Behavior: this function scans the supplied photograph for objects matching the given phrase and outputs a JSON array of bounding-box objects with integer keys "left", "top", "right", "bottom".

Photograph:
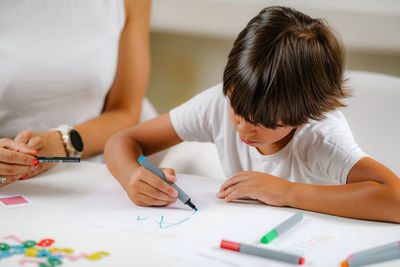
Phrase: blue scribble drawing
[
  {"left": 136, "top": 209, "right": 198, "bottom": 229},
  {"left": 157, "top": 215, "right": 191, "bottom": 229},
  {"left": 137, "top": 216, "right": 149, "bottom": 222}
]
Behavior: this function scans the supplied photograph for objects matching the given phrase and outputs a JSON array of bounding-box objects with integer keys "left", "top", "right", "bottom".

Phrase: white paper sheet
[
  {"left": 157, "top": 210, "right": 368, "bottom": 266},
  {"left": 62, "top": 173, "right": 222, "bottom": 236}
]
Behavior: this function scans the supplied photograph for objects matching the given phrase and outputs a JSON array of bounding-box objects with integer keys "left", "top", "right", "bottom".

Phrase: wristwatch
[{"left": 53, "top": 125, "right": 83, "bottom": 157}]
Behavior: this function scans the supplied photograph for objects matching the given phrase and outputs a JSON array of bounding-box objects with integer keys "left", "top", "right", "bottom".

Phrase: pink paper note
[
  {"left": 0, "top": 196, "right": 34, "bottom": 208},
  {"left": 0, "top": 196, "right": 28, "bottom": 205}
]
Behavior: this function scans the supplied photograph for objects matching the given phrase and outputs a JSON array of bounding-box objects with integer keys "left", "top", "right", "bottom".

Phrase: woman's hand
[
  {"left": 125, "top": 167, "right": 178, "bottom": 207},
  {"left": 217, "top": 171, "right": 292, "bottom": 207},
  {"left": 13, "top": 130, "right": 67, "bottom": 179},
  {"left": 0, "top": 138, "right": 38, "bottom": 188}
]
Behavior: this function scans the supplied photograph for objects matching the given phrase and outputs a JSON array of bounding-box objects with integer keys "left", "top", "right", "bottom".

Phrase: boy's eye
[{"left": 276, "top": 124, "right": 284, "bottom": 127}]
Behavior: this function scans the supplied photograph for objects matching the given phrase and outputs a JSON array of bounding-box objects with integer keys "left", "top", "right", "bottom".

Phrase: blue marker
[{"left": 138, "top": 155, "right": 197, "bottom": 211}]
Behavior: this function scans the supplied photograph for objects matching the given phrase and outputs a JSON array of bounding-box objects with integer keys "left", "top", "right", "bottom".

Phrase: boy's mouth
[{"left": 240, "top": 136, "right": 256, "bottom": 145}]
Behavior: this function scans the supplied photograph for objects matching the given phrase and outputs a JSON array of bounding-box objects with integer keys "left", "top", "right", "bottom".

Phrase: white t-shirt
[
  {"left": 170, "top": 84, "right": 367, "bottom": 185},
  {"left": 0, "top": 0, "right": 124, "bottom": 138}
]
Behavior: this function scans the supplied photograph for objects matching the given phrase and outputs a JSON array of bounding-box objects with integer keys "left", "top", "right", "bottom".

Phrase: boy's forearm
[
  {"left": 287, "top": 181, "right": 400, "bottom": 223},
  {"left": 105, "top": 133, "right": 143, "bottom": 190}
]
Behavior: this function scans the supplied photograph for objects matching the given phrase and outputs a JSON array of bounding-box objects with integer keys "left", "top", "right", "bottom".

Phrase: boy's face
[{"left": 229, "top": 106, "right": 295, "bottom": 148}]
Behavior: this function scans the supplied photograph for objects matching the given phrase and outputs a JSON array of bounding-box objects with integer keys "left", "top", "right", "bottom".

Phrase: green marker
[{"left": 261, "top": 211, "right": 303, "bottom": 244}]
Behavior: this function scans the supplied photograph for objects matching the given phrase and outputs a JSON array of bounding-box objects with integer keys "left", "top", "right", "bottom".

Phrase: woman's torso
[{"left": 0, "top": 0, "right": 125, "bottom": 137}]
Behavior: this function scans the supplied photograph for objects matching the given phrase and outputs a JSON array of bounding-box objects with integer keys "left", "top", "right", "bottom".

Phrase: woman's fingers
[
  {"left": 0, "top": 138, "right": 38, "bottom": 155},
  {"left": 0, "top": 138, "right": 38, "bottom": 188},
  {"left": 26, "top": 136, "right": 43, "bottom": 151},
  {"left": 0, "top": 161, "right": 35, "bottom": 179},
  {"left": 14, "top": 130, "right": 43, "bottom": 151},
  {"left": 0, "top": 173, "right": 27, "bottom": 188},
  {"left": 14, "top": 130, "right": 33, "bottom": 144},
  {"left": 0, "top": 148, "right": 37, "bottom": 167}
]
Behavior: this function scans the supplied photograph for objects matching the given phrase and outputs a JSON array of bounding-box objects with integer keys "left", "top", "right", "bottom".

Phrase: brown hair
[{"left": 223, "top": 6, "right": 348, "bottom": 129}]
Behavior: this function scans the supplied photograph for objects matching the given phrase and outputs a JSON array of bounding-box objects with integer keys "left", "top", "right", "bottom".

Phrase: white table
[{"left": 0, "top": 161, "right": 399, "bottom": 266}]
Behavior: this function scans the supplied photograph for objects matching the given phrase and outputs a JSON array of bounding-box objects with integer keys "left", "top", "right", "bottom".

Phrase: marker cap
[
  {"left": 138, "top": 155, "right": 145, "bottom": 164},
  {"left": 220, "top": 240, "right": 240, "bottom": 252},
  {"left": 261, "top": 229, "right": 278, "bottom": 244}
]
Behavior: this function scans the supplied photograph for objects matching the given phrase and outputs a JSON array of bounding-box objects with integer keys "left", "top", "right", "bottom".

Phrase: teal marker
[
  {"left": 261, "top": 211, "right": 303, "bottom": 244},
  {"left": 344, "top": 246, "right": 400, "bottom": 267},
  {"left": 347, "top": 241, "right": 400, "bottom": 259},
  {"left": 138, "top": 155, "right": 197, "bottom": 211}
]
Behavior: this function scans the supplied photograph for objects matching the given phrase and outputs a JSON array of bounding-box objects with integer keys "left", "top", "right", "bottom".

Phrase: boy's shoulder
[
  {"left": 293, "top": 110, "right": 357, "bottom": 154},
  {"left": 171, "top": 83, "right": 225, "bottom": 116},
  {"left": 298, "top": 110, "right": 351, "bottom": 138},
  {"left": 292, "top": 110, "right": 366, "bottom": 184},
  {"left": 199, "top": 83, "right": 224, "bottom": 99},
  {"left": 191, "top": 83, "right": 227, "bottom": 112}
]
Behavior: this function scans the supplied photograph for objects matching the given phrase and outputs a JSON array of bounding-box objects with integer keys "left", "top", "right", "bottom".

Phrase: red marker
[{"left": 220, "top": 240, "right": 305, "bottom": 265}]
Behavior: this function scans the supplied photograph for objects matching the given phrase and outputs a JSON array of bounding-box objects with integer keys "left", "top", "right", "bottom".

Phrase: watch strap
[{"left": 51, "top": 125, "right": 82, "bottom": 157}]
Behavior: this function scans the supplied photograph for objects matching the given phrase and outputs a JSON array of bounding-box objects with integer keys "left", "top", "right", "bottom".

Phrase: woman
[{"left": 0, "top": 0, "right": 152, "bottom": 187}]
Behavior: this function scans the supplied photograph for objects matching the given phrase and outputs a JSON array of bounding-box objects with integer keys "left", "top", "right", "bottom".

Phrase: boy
[{"left": 105, "top": 6, "right": 400, "bottom": 223}]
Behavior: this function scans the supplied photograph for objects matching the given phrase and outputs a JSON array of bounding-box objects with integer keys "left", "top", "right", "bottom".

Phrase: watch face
[{"left": 69, "top": 129, "right": 83, "bottom": 152}]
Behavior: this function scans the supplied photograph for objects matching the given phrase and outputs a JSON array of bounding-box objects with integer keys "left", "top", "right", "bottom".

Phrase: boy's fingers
[
  {"left": 216, "top": 191, "right": 226, "bottom": 199},
  {"left": 222, "top": 185, "right": 246, "bottom": 202},
  {"left": 140, "top": 182, "right": 174, "bottom": 202},
  {"left": 219, "top": 175, "right": 248, "bottom": 192},
  {"left": 161, "top": 168, "right": 177, "bottom": 183},
  {"left": 141, "top": 170, "right": 178, "bottom": 198},
  {"left": 225, "top": 190, "right": 242, "bottom": 202},
  {"left": 137, "top": 193, "right": 170, "bottom": 206}
]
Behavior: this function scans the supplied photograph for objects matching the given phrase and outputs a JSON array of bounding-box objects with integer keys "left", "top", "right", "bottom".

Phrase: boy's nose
[{"left": 236, "top": 119, "right": 256, "bottom": 136}]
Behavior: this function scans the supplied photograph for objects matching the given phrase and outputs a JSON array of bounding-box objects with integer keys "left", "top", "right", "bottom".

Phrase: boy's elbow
[
  {"left": 386, "top": 177, "right": 400, "bottom": 223},
  {"left": 393, "top": 180, "right": 400, "bottom": 223},
  {"left": 104, "top": 132, "right": 124, "bottom": 159}
]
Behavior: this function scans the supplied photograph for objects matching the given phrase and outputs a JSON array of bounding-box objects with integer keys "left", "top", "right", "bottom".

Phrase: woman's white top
[{"left": 0, "top": 0, "right": 125, "bottom": 138}]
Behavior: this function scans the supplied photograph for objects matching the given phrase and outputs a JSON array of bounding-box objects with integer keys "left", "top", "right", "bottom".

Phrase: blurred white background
[{"left": 147, "top": 0, "right": 400, "bottom": 113}]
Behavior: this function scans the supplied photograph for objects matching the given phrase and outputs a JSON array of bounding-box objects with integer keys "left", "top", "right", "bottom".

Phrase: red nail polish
[
  {"left": 32, "top": 158, "right": 38, "bottom": 167},
  {"left": 32, "top": 149, "right": 39, "bottom": 154},
  {"left": 20, "top": 174, "right": 27, "bottom": 180}
]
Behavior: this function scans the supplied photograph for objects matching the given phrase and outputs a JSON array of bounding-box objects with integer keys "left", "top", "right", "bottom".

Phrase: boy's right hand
[
  {"left": 126, "top": 167, "right": 179, "bottom": 207},
  {"left": 0, "top": 138, "right": 39, "bottom": 188}
]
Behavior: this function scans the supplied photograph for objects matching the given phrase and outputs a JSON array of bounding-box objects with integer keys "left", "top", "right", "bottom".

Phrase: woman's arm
[{"left": 76, "top": 0, "right": 151, "bottom": 158}]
